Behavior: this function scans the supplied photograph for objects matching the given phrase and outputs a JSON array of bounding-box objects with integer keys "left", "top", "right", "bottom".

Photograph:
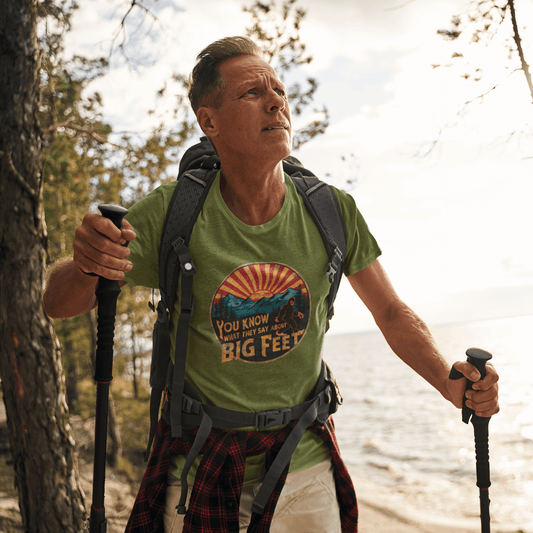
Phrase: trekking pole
[
  {"left": 89, "top": 204, "right": 129, "bottom": 533},
  {"left": 449, "top": 347, "right": 493, "bottom": 533}
]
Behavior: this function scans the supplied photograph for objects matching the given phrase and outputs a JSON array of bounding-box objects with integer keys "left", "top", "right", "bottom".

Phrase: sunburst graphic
[{"left": 214, "top": 263, "right": 308, "bottom": 303}]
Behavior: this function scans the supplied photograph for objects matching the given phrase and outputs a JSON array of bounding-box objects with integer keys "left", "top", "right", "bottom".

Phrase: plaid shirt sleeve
[{"left": 125, "top": 418, "right": 358, "bottom": 533}]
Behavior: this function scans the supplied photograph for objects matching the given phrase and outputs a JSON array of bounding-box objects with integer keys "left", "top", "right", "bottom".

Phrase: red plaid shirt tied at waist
[{"left": 125, "top": 417, "right": 358, "bottom": 533}]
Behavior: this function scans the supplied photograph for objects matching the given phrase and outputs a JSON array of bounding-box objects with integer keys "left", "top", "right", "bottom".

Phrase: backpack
[{"left": 145, "top": 136, "right": 346, "bottom": 515}]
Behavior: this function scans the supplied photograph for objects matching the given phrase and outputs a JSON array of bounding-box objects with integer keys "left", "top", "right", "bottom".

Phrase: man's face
[{"left": 203, "top": 55, "right": 292, "bottom": 165}]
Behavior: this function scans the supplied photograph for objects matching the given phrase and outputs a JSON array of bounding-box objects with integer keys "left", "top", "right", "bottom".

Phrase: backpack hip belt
[{"left": 160, "top": 359, "right": 343, "bottom": 515}]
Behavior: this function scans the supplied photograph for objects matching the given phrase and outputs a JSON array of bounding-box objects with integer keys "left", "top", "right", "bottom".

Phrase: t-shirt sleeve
[
  {"left": 122, "top": 182, "right": 178, "bottom": 288},
  {"left": 332, "top": 186, "right": 382, "bottom": 276}
]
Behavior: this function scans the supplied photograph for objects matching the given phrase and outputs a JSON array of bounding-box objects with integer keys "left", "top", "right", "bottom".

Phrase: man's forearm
[
  {"left": 44, "top": 259, "right": 98, "bottom": 319},
  {"left": 374, "top": 300, "right": 452, "bottom": 402}
]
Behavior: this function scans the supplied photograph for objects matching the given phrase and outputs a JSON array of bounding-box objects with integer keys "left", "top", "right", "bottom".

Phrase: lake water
[{"left": 324, "top": 315, "right": 533, "bottom": 531}]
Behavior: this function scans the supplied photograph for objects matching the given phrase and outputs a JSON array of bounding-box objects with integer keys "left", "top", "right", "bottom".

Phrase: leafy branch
[
  {"left": 434, "top": 0, "right": 532, "bottom": 101},
  {"left": 419, "top": 0, "right": 532, "bottom": 156}
]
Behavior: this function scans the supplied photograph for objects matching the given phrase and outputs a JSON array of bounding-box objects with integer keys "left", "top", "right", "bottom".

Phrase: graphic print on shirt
[{"left": 210, "top": 263, "right": 310, "bottom": 363}]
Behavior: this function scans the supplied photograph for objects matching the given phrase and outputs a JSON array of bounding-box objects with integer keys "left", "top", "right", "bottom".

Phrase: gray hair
[{"left": 188, "top": 36, "right": 262, "bottom": 114}]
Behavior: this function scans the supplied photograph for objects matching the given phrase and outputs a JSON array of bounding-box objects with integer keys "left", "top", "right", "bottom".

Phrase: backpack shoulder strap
[
  {"left": 289, "top": 172, "right": 346, "bottom": 331},
  {"left": 144, "top": 153, "right": 219, "bottom": 459},
  {"left": 158, "top": 165, "right": 218, "bottom": 308}
]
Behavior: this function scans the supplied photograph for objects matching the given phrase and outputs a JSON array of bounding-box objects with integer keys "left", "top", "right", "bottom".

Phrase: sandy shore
[
  {"left": 351, "top": 472, "right": 533, "bottom": 533},
  {"left": 353, "top": 478, "right": 529, "bottom": 533},
  {"left": 357, "top": 499, "right": 479, "bottom": 533}
]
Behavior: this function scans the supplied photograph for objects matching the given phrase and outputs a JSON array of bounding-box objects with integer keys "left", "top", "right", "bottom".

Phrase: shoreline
[
  {"left": 357, "top": 498, "right": 479, "bottom": 533},
  {"left": 352, "top": 473, "right": 532, "bottom": 533}
]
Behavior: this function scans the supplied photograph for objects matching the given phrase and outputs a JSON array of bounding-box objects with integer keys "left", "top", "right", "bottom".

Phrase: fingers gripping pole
[
  {"left": 90, "top": 204, "right": 128, "bottom": 533},
  {"left": 449, "top": 347, "right": 493, "bottom": 533}
]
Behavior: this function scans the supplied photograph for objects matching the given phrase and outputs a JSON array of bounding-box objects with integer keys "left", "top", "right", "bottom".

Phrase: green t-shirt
[{"left": 124, "top": 172, "right": 381, "bottom": 484}]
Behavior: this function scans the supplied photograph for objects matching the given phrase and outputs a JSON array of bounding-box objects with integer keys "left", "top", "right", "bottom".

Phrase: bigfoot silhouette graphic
[{"left": 275, "top": 297, "right": 304, "bottom": 336}]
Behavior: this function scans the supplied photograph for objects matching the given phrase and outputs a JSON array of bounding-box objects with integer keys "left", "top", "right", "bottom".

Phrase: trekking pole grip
[
  {"left": 465, "top": 347, "right": 492, "bottom": 422},
  {"left": 94, "top": 204, "right": 128, "bottom": 383},
  {"left": 465, "top": 348, "right": 493, "bottom": 496},
  {"left": 449, "top": 347, "right": 492, "bottom": 425}
]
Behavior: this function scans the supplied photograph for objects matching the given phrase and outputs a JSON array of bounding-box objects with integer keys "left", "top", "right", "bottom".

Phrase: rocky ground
[{"left": 0, "top": 414, "right": 140, "bottom": 533}]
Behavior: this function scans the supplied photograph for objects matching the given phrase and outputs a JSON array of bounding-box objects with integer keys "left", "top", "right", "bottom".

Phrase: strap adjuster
[
  {"left": 181, "top": 395, "right": 201, "bottom": 415},
  {"left": 181, "top": 296, "right": 195, "bottom": 315},
  {"left": 255, "top": 408, "right": 292, "bottom": 429},
  {"left": 172, "top": 237, "right": 196, "bottom": 277},
  {"left": 182, "top": 396, "right": 194, "bottom": 414},
  {"left": 324, "top": 246, "right": 343, "bottom": 283}
]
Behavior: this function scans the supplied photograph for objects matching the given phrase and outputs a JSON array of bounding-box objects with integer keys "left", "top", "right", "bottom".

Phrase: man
[{"left": 44, "top": 36, "right": 499, "bottom": 533}]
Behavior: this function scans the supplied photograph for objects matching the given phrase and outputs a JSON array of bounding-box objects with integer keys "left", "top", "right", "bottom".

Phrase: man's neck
[{"left": 219, "top": 159, "right": 286, "bottom": 226}]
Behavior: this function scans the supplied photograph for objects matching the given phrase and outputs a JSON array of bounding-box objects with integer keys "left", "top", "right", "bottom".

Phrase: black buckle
[{"left": 255, "top": 408, "right": 291, "bottom": 429}]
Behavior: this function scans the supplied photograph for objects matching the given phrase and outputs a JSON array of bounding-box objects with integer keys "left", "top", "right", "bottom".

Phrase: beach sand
[
  {"left": 351, "top": 473, "right": 526, "bottom": 533},
  {"left": 357, "top": 499, "right": 479, "bottom": 533}
]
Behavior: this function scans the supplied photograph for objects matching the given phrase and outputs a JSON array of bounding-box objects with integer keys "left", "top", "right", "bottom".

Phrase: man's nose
[{"left": 267, "top": 90, "right": 285, "bottom": 112}]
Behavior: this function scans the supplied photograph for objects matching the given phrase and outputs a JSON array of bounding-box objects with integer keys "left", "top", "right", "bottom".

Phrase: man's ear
[{"left": 197, "top": 107, "right": 218, "bottom": 139}]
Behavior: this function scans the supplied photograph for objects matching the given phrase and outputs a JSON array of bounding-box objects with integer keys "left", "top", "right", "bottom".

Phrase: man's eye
[
  {"left": 246, "top": 89, "right": 256, "bottom": 95},
  {"left": 275, "top": 89, "right": 285, "bottom": 97}
]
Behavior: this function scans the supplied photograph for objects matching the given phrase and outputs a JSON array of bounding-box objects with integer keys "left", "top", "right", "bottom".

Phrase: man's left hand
[{"left": 446, "top": 362, "right": 500, "bottom": 417}]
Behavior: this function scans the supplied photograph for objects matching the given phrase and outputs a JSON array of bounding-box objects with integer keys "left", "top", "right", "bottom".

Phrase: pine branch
[{"left": 44, "top": 121, "right": 126, "bottom": 150}]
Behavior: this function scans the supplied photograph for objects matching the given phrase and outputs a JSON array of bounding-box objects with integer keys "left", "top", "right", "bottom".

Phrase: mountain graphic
[{"left": 214, "top": 288, "right": 303, "bottom": 319}]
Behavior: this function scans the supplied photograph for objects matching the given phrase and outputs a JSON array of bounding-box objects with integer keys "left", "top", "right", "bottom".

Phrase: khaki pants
[{"left": 163, "top": 457, "right": 342, "bottom": 532}]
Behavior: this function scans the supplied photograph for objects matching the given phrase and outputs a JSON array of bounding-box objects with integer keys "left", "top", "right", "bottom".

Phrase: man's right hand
[{"left": 73, "top": 213, "right": 137, "bottom": 280}]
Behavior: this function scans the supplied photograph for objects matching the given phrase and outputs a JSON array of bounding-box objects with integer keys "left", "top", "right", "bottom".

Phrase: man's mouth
[{"left": 264, "top": 125, "right": 289, "bottom": 131}]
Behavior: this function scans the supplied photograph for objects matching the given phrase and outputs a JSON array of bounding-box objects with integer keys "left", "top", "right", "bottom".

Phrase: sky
[{"left": 63, "top": 0, "right": 533, "bottom": 333}]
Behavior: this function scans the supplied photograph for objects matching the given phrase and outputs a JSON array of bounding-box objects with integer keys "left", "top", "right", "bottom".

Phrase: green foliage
[{"left": 243, "top": 0, "right": 312, "bottom": 74}]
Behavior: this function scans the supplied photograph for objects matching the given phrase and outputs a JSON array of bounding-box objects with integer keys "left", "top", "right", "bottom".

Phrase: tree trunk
[{"left": 0, "top": 1, "right": 86, "bottom": 531}]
